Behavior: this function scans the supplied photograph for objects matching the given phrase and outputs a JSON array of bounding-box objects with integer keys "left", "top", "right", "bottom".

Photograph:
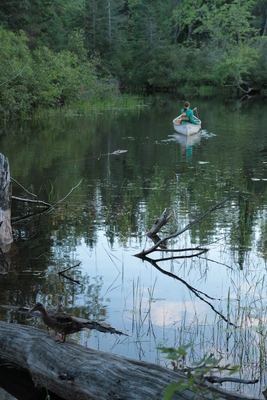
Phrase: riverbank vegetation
[{"left": 0, "top": 0, "right": 266, "bottom": 118}]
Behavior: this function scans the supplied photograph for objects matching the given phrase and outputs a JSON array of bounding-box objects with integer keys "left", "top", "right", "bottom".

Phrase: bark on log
[
  {"left": 0, "top": 322, "right": 258, "bottom": 400},
  {"left": 0, "top": 153, "right": 13, "bottom": 253}
]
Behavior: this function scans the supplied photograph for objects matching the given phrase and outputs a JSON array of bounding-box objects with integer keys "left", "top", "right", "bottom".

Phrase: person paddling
[{"left": 180, "top": 101, "right": 199, "bottom": 125}]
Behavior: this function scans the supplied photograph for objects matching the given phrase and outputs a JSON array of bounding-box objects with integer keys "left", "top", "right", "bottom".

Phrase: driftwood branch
[
  {"left": 11, "top": 177, "right": 39, "bottom": 201},
  {"left": 135, "top": 191, "right": 241, "bottom": 258},
  {"left": 0, "top": 322, "right": 258, "bottom": 400},
  {"left": 11, "top": 179, "right": 83, "bottom": 223},
  {"left": 148, "top": 233, "right": 168, "bottom": 249},
  {"left": 12, "top": 209, "right": 47, "bottom": 224},
  {"left": 58, "top": 261, "right": 82, "bottom": 275},
  {"left": 46, "top": 178, "right": 83, "bottom": 213},
  {"left": 11, "top": 195, "right": 51, "bottom": 208},
  {"left": 147, "top": 209, "right": 172, "bottom": 236},
  {"left": 59, "top": 274, "right": 81, "bottom": 284},
  {"left": 152, "top": 249, "right": 207, "bottom": 262},
  {"left": 58, "top": 262, "right": 82, "bottom": 284}
]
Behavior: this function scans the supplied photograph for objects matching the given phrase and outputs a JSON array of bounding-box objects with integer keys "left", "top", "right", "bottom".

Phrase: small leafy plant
[{"left": 158, "top": 345, "right": 240, "bottom": 400}]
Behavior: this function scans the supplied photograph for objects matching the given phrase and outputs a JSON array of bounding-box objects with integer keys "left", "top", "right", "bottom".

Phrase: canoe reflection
[{"left": 173, "top": 132, "right": 201, "bottom": 162}]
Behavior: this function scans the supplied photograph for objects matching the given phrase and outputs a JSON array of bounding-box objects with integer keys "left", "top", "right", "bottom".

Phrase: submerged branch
[
  {"left": 11, "top": 177, "right": 38, "bottom": 200},
  {"left": 58, "top": 261, "right": 81, "bottom": 275},
  {"left": 11, "top": 178, "right": 83, "bottom": 222},
  {"left": 12, "top": 210, "right": 48, "bottom": 223},
  {"left": 135, "top": 191, "right": 241, "bottom": 258},
  {"left": 58, "top": 274, "right": 80, "bottom": 284},
  {"left": 58, "top": 262, "right": 82, "bottom": 284},
  {"left": 152, "top": 249, "right": 207, "bottom": 262},
  {"left": 12, "top": 196, "right": 51, "bottom": 208},
  {"left": 46, "top": 178, "right": 83, "bottom": 213},
  {"left": 154, "top": 246, "right": 209, "bottom": 253}
]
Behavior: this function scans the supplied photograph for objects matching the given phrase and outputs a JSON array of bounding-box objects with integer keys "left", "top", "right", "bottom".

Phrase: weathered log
[
  {"left": 0, "top": 322, "right": 258, "bottom": 400},
  {"left": 0, "top": 153, "right": 13, "bottom": 253}
]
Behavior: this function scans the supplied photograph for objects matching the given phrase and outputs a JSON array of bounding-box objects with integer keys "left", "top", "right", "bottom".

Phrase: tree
[
  {"left": 0, "top": 27, "right": 33, "bottom": 116},
  {"left": 0, "top": 0, "right": 68, "bottom": 50},
  {"left": 195, "top": 0, "right": 259, "bottom": 86}
]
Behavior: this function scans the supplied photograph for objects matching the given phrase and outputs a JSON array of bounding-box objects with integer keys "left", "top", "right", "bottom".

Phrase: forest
[{"left": 0, "top": 0, "right": 266, "bottom": 117}]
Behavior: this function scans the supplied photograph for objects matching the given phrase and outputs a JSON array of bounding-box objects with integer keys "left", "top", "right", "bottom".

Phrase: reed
[
  {"left": 41, "top": 179, "right": 58, "bottom": 202},
  {"left": 130, "top": 277, "right": 157, "bottom": 341},
  {"left": 32, "top": 94, "right": 151, "bottom": 119}
]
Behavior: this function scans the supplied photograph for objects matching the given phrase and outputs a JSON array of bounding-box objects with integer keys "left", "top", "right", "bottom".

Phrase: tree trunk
[
  {"left": 0, "top": 322, "right": 257, "bottom": 400},
  {"left": 0, "top": 153, "right": 12, "bottom": 252}
]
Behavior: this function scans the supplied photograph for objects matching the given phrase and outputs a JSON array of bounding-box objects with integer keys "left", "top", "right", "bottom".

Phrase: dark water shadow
[{"left": 0, "top": 365, "right": 64, "bottom": 400}]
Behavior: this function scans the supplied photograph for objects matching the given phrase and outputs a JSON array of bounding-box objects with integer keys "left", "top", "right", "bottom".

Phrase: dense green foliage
[{"left": 0, "top": 0, "right": 266, "bottom": 117}]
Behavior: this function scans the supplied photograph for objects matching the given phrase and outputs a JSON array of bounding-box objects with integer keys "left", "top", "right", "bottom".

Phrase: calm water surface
[{"left": 1, "top": 94, "right": 267, "bottom": 398}]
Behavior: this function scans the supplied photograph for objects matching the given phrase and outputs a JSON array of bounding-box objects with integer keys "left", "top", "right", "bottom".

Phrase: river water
[{"left": 0, "top": 93, "right": 267, "bottom": 398}]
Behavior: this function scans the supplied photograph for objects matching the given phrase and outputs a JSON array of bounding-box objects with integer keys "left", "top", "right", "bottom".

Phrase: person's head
[
  {"left": 184, "top": 101, "right": 190, "bottom": 109},
  {"left": 184, "top": 101, "right": 190, "bottom": 112}
]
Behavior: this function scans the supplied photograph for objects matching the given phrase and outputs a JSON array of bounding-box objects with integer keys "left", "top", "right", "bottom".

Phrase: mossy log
[{"left": 0, "top": 322, "right": 258, "bottom": 400}]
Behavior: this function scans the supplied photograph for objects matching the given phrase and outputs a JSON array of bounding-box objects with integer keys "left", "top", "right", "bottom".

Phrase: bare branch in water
[
  {"left": 135, "top": 191, "right": 241, "bottom": 258},
  {"left": 152, "top": 249, "right": 207, "bottom": 262},
  {"left": 11, "top": 177, "right": 39, "bottom": 201},
  {"left": 46, "top": 178, "right": 83, "bottom": 213},
  {"left": 58, "top": 261, "right": 82, "bottom": 285},
  {"left": 147, "top": 209, "right": 172, "bottom": 236},
  {"left": 58, "top": 261, "right": 81, "bottom": 275},
  {"left": 12, "top": 196, "right": 51, "bottom": 208},
  {"left": 59, "top": 273, "right": 80, "bottom": 285},
  {"left": 11, "top": 178, "right": 83, "bottom": 221}
]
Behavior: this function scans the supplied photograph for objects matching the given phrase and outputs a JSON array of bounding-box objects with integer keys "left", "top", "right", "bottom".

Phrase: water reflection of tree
[
  {"left": 229, "top": 193, "right": 255, "bottom": 270},
  {"left": 135, "top": 192, "right": 241, "bottom": 328},
  {"left": 1, "top": 200, "right": 107, "bottom": 324},
  {"left": 1, "top": 265, "right": 107, "bottom": 326},
  {"left": 257, "top": 215, "right": 267, "bottom": 262}
]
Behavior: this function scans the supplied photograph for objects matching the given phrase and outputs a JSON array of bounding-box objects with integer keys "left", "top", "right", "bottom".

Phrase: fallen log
[{"left": 0, "top": 322, "right": 258, "bottom": 400}]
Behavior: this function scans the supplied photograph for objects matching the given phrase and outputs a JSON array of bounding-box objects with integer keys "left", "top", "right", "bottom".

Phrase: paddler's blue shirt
[{"left": 180, "top": 108, "right": 198, "bottom": 125}]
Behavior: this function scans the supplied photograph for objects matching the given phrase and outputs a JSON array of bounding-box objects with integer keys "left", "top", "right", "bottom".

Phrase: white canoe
[{"left": 173, "top": 114, "right": 201, "bottom": 135}]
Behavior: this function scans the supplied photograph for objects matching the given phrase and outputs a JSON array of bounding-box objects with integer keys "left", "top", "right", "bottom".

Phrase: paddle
[{"left": 193, "top": 107, "right": 199, "bottom": 119}]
